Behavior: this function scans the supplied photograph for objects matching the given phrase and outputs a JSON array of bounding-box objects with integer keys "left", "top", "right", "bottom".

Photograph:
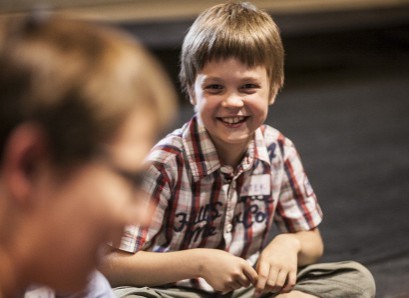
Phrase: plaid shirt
[{"left": 119, "top": 115, "right": 323, "bottom": 292}]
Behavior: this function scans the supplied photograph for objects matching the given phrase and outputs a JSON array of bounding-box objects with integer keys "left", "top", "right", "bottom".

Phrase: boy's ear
[
  {"left": 268, "top": 86, "right": 279, "bottom": 105},
  {"left": 2, "top": 123, "right": 49, "bottom": 205},
  {"left": 187, "top": 87, "right": 197, "bottom": 106}
]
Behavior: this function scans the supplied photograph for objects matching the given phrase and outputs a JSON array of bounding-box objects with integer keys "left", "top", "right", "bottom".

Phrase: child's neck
[
  {"left": 0, "top": 248, "right": 23, "bottom": 298},
  {"left": 214, "top": 141, "right": 249, "bottom": 169}
]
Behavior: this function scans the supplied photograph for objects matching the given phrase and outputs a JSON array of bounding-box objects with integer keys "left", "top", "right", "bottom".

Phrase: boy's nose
[{"left": 222, "top": 93, "right": 244, "bottom": 108}]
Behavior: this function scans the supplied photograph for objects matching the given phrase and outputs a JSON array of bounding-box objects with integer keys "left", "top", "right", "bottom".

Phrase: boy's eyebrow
[
  {"left": 202, "top": 76, "right": 263, "bottom": 83},
  {"left": 200, "top": 77, "right": 224, "bottom": 86},
  {"left": 201, "top": 76, "right": 224, "bottom": 82},
  {"left": 240, "top": 76, "right": 263, "bottom": 82}
]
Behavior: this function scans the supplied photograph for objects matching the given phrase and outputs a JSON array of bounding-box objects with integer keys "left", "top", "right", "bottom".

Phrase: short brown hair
[
  {"left": 179, "top": 1, "right": 284, "bottom": 96},
  {"left": 0, "top": 13, "right": 176, "bottom": 165}
]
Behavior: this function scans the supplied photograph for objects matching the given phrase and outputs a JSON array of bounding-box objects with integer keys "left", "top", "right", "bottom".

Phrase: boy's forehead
[
  {"left": 201, "top": 56, "right": 267, "bottom": 70},
  {"left": 200, "top": 57, "right": 268, "bottom": 73}
]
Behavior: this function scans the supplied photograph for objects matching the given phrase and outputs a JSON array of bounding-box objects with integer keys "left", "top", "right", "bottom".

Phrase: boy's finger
[
  {"left": 274, "top": 270, "right": 287, "bottom": 289},
  {"left": 265, "top": 267, "right": 279, "bottom": 292},
  {"left": 238, "top": 274, "right": 252, "bottom": 288},
  {"left": 254, "top": 263, "right": 269, "bottom": 296},
  {"left": 244, "top": 264, "right": 258, "bottom": 285},
  {"left": 226, "top": 281, "right": 242, "bottom": 292},
  {"left": 281, "top": 271, "right": 297, "bottom": 293}
]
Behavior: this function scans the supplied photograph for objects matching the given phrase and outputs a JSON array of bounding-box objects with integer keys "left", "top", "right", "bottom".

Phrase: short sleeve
[
  {"left": 118, "top": 164, "right": 171, "bottom": 253},
  {"left": 274, "top": 137, "right": 323, "bottom": 232}
]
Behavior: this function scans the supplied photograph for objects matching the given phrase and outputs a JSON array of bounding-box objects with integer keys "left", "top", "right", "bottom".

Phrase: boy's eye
[
  {"left": 240, "top": 83, "right": 260, "bottom": 94},
  {"left": 206, "top": 84, "right": 223, "bottom": 89},
  {"left": 204, "top": 84, "right": 224, "bottom": 93},
  {"left": 241, "top": 83, "right": 258, "bottom": 90}
]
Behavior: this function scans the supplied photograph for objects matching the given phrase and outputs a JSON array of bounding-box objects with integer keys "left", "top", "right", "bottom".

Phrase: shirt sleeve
[
  {"left": 118, "top": 163, "right": 171, "bottom": 253},
  {"left": 274, "top": 136, "right": 323, "bottom": 233}
]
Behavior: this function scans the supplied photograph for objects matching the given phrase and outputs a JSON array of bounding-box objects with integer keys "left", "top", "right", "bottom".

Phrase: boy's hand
[
  {"left": 198, "top": 248, "right": 258, "bottom": 293},
  {"left": 254, "top": 234, "right": 301, "bottom": 296}
]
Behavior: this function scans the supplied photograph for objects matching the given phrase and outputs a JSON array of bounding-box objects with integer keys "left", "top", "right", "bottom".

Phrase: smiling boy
[
  {"left": 192, "top": 59, "right": 274, "bottom": 167},
  {"left": 103, "top": 2, "right": 375, "bottom": 297}
]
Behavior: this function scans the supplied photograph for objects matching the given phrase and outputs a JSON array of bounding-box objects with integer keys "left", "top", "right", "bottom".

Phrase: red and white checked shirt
[{"left": 119, "top": 116, "right": 323, "bottom": 292}]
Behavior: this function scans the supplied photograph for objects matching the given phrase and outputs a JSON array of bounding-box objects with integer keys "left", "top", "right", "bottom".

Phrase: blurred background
[{"left": 1, "top": 1, "right": 409, "bottom": 296}]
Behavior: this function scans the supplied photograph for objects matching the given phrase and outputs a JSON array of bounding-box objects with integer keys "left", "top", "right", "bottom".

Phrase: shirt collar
[{"left": 183, "top": 116, "right": 271, "bottom": 182}]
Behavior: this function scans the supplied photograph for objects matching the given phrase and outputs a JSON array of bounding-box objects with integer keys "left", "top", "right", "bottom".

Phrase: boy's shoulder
[
  {"left": 259, "top": 124, "right": 297, "bottom": 158},
  {"left": 148, "top": 127, "right": 185, "bottom": 163},
  {"left": 260, "top": 124, "right": 293, "bottom": 146},
  {"left": 260, "top": 124, "right": 281, "bottom": 139}
]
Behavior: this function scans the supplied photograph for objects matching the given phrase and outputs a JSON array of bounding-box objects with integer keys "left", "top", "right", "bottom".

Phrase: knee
[{"left": 343, "top": 261, "right": 376, "bottom": 297}]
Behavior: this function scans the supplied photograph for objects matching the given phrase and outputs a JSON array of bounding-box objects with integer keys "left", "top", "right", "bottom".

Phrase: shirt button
[{"left": 226, "top": 223, "right": 233, "bottom": 233}]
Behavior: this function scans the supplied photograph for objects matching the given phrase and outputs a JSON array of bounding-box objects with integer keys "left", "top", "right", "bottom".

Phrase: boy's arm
[
  {"left": 254, "top": 227, "right": 323, "bottom": 295},
  {"left": 101, "top": 247, "right": 258, "bottom": 293}
]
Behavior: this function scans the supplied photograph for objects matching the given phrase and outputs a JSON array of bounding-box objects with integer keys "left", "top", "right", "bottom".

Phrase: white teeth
[{"left": 222, "top": 116, "right": 245, "bottom": 124}]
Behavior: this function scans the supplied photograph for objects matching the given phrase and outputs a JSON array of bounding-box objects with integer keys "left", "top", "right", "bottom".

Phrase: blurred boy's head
[
  {"left": 0, "top": 13, "right": 175, "bottom": 166},
  {"left": 179, "top": 1, "right": 284, "bottom": 99},
  {"left": 0, "top": 13, "right": 176, "bottom": 294}
]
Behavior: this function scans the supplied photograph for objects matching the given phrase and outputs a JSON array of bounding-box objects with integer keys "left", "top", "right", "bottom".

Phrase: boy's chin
[{"left": 224, "top": 133, "right": 254, "bottom": 143}]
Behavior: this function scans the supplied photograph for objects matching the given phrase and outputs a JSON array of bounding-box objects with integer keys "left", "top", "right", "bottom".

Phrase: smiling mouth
[{"left": 218, "top": 116, "right": 249, "bottom": 125}]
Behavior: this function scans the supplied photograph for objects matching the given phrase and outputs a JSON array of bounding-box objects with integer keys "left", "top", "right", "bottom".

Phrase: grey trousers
[{"left": 113, "top": 261, "right": 376, "bottom": 298}]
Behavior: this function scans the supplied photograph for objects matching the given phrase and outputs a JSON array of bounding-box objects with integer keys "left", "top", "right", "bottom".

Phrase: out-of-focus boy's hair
[
  {"left": 0, "top": 13, "right": 176, "bottom": 165},
  {"left": 179, "top": 1, "right": 284, "bottom": 97}
]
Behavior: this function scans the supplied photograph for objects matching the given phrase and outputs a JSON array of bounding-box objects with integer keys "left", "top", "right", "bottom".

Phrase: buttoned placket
[{"left": 221, "top": 166, "right": 239, "bottom": 246}]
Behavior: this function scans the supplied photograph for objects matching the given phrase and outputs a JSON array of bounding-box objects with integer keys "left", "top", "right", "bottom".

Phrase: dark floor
[
  {"left": 156, "top": 24, "right": 409, "bottom": 297},
  {"left": 268, "top": 42, "right": 409, "bottom": 296},
  {"left": 262, "top": 25, "right": 409, "bottom": 297}
]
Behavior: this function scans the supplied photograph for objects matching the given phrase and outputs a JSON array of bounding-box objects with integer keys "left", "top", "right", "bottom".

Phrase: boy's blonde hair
[
  {"left": 179, "top": 1, "right": 284, "bottom": 96},
  {"left": 0, "top": 13, "right": 176, "bottom": 165}
]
